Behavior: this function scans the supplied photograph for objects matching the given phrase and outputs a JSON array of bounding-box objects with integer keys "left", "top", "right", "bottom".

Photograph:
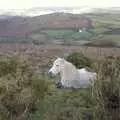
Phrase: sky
[{"left": 0, "top": 0, "right": 120, "bottom": 9}]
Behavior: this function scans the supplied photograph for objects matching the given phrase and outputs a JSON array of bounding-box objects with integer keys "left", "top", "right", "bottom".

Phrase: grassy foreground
[
  {"left": 0, "top": 54, "right": 119, "bottom": 120},
  {"left": 28, "top": 81, "right": 93, "bottom": 120}
]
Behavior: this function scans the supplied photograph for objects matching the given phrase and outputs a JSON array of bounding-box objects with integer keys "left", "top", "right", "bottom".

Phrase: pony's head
[{"left": 49, "top": 58, "right": 65, "bottom": 75}]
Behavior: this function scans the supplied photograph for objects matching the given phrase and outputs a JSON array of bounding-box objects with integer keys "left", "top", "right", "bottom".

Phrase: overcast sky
[{"left": 0, "top": 0, "right": 120, "bottom": 9}]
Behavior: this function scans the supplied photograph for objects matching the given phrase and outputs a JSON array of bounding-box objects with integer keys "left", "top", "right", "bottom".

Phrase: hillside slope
[
  {"left": 0, "top": 12, "right": 120, "bottom": 45},
  {"left": 0, "top": 13, "right": 91, "bottom": 37}
]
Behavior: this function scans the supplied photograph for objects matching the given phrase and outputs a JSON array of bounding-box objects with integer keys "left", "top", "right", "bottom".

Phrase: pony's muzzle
[{"left": 48, "top": 69, "right": 55, "bottom": 77}]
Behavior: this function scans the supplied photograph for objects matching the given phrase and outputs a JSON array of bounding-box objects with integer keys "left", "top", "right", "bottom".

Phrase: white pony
[{"left": 49, "top": 58, "right": 97, "bottom": 88}]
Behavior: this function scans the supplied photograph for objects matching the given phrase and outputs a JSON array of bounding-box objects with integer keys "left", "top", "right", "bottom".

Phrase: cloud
[{"left": 0, "top": 0, "right": 120, "bottom": 9}]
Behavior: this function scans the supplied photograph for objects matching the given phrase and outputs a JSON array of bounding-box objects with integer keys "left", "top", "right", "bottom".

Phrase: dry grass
[
  {"left": 0, "top": 56, "right": 48, "bottom": 120},
  {"left": 92, "top": 56, "right": 120, "bottom": 120}
]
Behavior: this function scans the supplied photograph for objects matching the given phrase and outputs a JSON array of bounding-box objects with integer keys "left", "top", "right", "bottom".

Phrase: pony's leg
[
  {"left": 60, "top": 79, "right": 68, "bottom": 88},
  {"left": 61, "top": 79, "right": 72, "bottom": 88}
]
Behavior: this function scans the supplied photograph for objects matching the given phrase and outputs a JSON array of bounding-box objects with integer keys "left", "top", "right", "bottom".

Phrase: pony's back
[{"left": 74, "top": 68, "right": 96, "bottom": 88}]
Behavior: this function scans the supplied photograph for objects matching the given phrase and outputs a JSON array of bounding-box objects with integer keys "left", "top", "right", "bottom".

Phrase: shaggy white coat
[{"left": 49, "top": 58, "right": 96, "bottom": 88}]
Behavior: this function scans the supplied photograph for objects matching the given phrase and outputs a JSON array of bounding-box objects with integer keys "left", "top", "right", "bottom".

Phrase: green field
[{"left": 30, "top": 29, "right": 93, "bottom": 46}]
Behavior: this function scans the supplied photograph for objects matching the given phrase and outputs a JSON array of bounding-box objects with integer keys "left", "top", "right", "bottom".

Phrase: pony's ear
[
  {"left": 54, "top": 56, "right": 58, "bottom": 59},
  {"left": 55, "top": 57, "right": 65, "bottom": 63},
  {"left": 54, "top": 56, "right": 62, "bottom": 59}
]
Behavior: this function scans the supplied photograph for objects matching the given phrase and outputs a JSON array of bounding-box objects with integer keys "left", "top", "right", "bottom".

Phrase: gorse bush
[
  {"left": 92, "top": 56, "right": 120, "bottom": 120},
  {"left": 0, "top": 56, "right": 48, "bottom": 120},
  {"left": 66, "top": 52, "right": 92, "bottom": 69}
]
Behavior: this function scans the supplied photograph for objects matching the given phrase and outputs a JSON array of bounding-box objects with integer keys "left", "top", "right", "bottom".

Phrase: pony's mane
[
  {"left": 64, "top": 59, "right": 76, "bottom": 69},
  {"left": 61, "top": 59, "right": 77, "bottom": 82}
]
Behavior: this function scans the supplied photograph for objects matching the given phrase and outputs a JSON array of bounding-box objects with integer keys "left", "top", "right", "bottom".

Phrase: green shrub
[
  {"left": 0, "top": 56, "right": 48, "bottom": 120},
  {"left": 92, "top": 56, "right": 120, "bottom": 120},
  {"left": 66, "top": 52, "right": 92, "bottom": 69}
]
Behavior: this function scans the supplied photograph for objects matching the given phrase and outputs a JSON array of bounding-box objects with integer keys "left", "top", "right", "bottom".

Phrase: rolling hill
[
  {"left": 0, "top": 13, "right": 92, "bottom": 37},
  {"left": 0, "top": 7, "right": 120, "bottom": 45}
]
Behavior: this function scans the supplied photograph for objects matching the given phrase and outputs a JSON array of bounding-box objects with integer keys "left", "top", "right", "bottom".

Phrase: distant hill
[
  {"left": 0, "top": 10, "right": 120, "bottom": 45},
  {"left": 0, "top": 13, "right": 92, "bottom": 38}
]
